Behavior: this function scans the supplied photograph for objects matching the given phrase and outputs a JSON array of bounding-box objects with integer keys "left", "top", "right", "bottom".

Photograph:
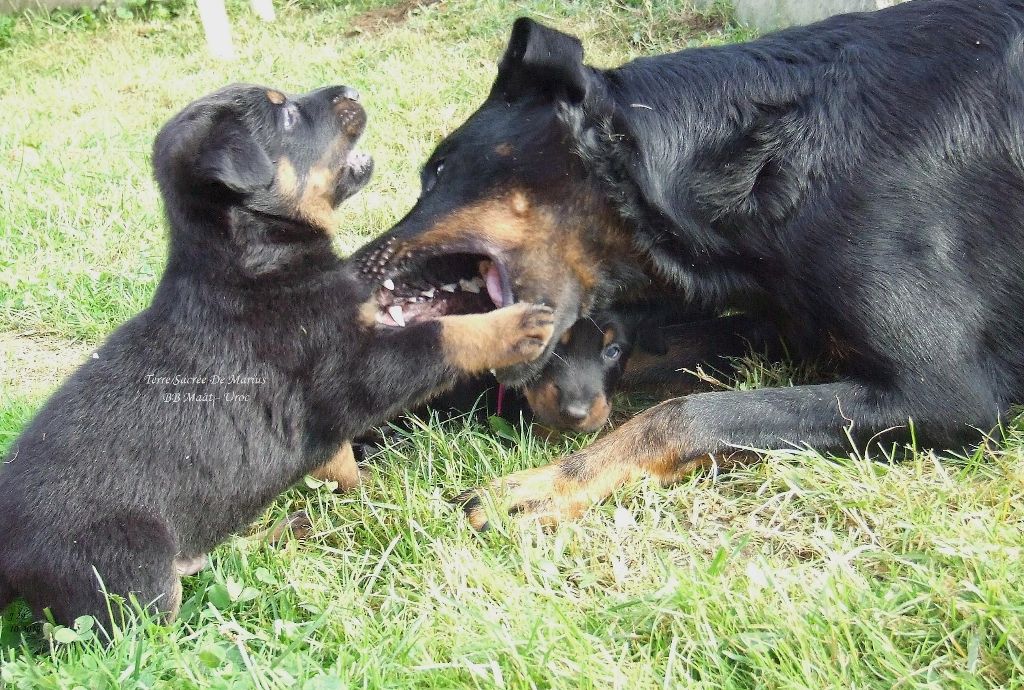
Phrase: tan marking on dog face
[
  {"left": 559, "top": 330, "right": 573, "bottom": 346},
  {"left": 528, "top": 386, "right": 612, "bottom": 433},
  {"left": 578, "top": 393, "right": 611, "bottom": 432},
  {"left": 358, "top": 298, "right": 378, "bottom": 328},
  {"left": 510, "top": 191, "right": 530, "bottom": 216},
  {"left": 524, "top": 380, "right": 559, "bottom": 424},
  {"left": 396, "top": 189, "right": 602, "bottom": 297},
  {"left": 296, "top": 165, "right": 337, "bottom": 232},
  {"left": 277, "top": 158, "right": 298, "bottom": 196},
  {"left": 495, "top": 142, "right": 514, "bottom": 157},
  {"left": 266, "top": 90, "right": 286, "bottom": 105},
  {"left": 603, "top": 328, "right": 616, "bottom": 347}
]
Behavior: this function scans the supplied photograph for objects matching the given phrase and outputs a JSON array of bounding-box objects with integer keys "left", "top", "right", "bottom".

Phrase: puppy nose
[
  {"left": 331, "top": 86, "right": 360, "bottom": 103},
  {"left": 561, "top": 401, "right": 591, "bottom": 422}
]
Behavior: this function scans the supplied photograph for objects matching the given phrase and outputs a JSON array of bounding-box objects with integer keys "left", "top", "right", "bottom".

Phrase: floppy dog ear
[
  {"left": 195, "top": 118, "right": 275, "bottom": 194},
  {"left": 492, "top": 17, "right": 589, "bottom": 103}
]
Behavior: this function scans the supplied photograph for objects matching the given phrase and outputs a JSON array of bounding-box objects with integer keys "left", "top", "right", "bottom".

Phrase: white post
[
  {"left": 195, "top": 0, "right": 236, "bottom": 60},
  {"left": 251, "top": 0, "right": 275, "bottom": 22}
]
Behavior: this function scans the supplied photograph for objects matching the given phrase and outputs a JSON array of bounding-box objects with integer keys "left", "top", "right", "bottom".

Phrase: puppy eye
[
  {"left": 281, "top": 104, "right": 300, "bottom": 131},
  {"left": 603, "top": 344, "right": 622, "bottom": 361},
  {"left": 422, "top": 158, "right": 445, "bottom": 194}
]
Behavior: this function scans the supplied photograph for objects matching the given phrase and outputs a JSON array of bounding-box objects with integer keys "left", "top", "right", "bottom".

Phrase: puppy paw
[
  {"left": 441, "top": 303, "right": 555, "bottom": 373},
  {"left": 173, "top": 553, "right": 209, "bottom": 576},
  {"left": 495, "top": 302, "right": 556, "bottom": 364},
  {"left": 260, "top": 510, "right": 314, "bottom": 545}
]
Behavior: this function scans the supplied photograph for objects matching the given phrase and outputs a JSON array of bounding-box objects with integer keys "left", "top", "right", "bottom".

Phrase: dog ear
[
  {"left": 492, "top": 17, "right": 589, "bottom": 103},
  {"left": 154, "top": 101, "right": 275, "bottom": 196},
  {"left": 195, "top": 118, "right": 274, "bottom": 194}
]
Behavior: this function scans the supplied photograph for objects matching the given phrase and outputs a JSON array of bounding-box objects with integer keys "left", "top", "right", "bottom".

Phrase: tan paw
[
  {"left": 453, "top": 457, "right": 624, "bottom": 531},
  {"left": 441, "top": 303, "right": 555, "bottom": 373},
  {"left": 260, "top": 510, "right": 314, "bottom": 545}
]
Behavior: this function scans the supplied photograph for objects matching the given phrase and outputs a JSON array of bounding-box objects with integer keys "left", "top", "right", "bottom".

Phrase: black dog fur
[
  {"left": 0, "top": 84, "right": 555, "bottom": 627},
  {"left": 356, "top": 0, "right": 1024, "bottom": 527}
]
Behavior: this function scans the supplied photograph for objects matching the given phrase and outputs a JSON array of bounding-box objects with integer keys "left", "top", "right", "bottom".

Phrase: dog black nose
[
  {"left": 331, "top": 86, "right": 360, "bottom": 103},
  {"left": 561, "top": 401, "right": 591, "bottom": 422}
]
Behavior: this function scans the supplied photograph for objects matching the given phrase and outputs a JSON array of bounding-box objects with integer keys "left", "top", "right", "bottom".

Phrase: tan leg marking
[
  {"left": 440, "top": 303, "right": 555, "bottom": 374},
  {"left": 458, "top": 402, "right": 759, "bottom": 530},
  {"left": 310, "top": 442, "right": 363, "bottom": 492}
]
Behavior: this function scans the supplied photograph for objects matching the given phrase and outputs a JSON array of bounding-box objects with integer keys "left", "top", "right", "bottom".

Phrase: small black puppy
[
  {"left": 0, "top": 83, "right": 554, "bottom": 629},
  {"left": 424, "top": 305, "right": 681, "bottom": 434},
  {"left": 522, "top": 310, "right": 640, "bottom": 433},
  {"left": 417, "top": 310, "right": 639, "bottom": 434}
]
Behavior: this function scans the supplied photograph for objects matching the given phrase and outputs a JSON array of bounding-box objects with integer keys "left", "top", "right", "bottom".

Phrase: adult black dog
[
  {"left": 355, "top": 0, "right": 1024, "bottom": 528},
  {"left": 0, "top": 84, "right": 555, "bottom": 628}
]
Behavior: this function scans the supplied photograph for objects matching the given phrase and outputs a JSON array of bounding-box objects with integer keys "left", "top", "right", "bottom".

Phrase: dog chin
[
  {"left": 494, "top": 357, "right": 549, "bottom": 388},
  {"left": 334, "top": 155, "right": 374, "bottom": 205}
]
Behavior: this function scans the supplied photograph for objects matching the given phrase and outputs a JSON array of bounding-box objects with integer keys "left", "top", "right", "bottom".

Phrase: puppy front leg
[
  {"left": 319, "top": 303, "right": 555, "bottom": 434},
  {"left": 437, "top": 303, "right": 556, "bottom": 374}
]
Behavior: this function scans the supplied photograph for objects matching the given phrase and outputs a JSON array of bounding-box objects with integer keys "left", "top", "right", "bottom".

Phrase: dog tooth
[
  {"left": 421, "top": 288, "right": 435, "bottom": 299},
  {"left": 383, "top": 278, "right": 395, "bottom": 291},
  {"left": 440, "top": 283, "right": 457, "bottom": 293},
  {"left": 388, "top": 305, "right": 406, "bottom": 327},
  {"left": 459, "top": 278, "right": 481, "bottom": 293}
]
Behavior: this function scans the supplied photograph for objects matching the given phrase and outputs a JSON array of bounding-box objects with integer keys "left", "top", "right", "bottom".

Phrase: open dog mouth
[{"left": 372, "top": 252, "right": 513, "bottom": 327}]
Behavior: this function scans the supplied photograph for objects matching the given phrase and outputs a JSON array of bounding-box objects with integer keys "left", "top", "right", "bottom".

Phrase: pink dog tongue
[{"left": 485, "top": 263, "right": 504, "bottom": 307}]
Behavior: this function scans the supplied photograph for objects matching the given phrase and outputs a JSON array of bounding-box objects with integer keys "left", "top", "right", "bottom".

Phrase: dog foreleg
[{"left": 458, "top": 379, "right": 999, "bottom": 530}]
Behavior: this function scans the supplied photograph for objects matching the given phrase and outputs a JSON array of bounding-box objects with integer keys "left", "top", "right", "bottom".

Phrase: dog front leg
[{"left": 457, "top": 379, "right": 998, "bottom": 530}]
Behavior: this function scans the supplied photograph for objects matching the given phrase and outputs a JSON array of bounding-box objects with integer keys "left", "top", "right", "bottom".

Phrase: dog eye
[
  {"left": 281, "top": 104, "right": 300, "bottom": 131},
  {"left": 422, "top": 159, "right": 445, "bottom": 193},
  {"left": 603, "top": 344, "right": 622, "bottom": 361}
]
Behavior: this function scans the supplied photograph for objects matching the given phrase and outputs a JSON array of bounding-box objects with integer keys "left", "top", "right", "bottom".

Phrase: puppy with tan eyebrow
[{"left": 0, "top": 84, "right": 554, "bottom": 632}]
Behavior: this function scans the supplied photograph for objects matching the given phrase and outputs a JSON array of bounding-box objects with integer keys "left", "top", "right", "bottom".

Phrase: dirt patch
[
  {"left": 675, "top": 5, "right": 732, "bottom": 34},
  {"left": 0, "top": 334, "right": 91, "bottom": 398},
  {"left": 345, "top": 0, "right": 441, "bottom": 37}
]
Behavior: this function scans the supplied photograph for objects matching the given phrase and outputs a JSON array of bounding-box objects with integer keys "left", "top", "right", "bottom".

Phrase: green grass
[{"left": 0, "top": 1, "right": 1022, "bottom": 688}]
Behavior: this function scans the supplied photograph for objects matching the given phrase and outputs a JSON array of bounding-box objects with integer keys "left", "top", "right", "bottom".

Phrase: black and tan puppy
[
  {"left": 0, "top": 83, "right": 554, "bottom": 628},
  {"left": 416, "top": 308, "right": 646, "bottom": 434},
  {"left": 523, "top": 310, "right": 640, "bottom": 433},
  {"left": 356, "top": 1, "right": 1024, "bottom": 528}
]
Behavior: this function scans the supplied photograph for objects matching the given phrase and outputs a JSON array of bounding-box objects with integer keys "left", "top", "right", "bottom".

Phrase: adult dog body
[{"left": 357, "top": 0, "right": 1024, "bottom": 527}]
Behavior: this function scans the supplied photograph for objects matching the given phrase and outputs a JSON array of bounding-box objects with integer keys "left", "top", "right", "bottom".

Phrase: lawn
[{"left": 0, "top": 1, "right": 1022, "bottom": 688}]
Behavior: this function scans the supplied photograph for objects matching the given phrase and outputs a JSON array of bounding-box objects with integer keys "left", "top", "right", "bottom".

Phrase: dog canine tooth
[
  {"left": 441, "top": 283, "right": 457, "bottom": 293},
  {"left": 388, "top": 305, "right": 406, "bottom": 327},
  {"left": 383, "top": 278, "right": 395, "bottom": 291}
]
